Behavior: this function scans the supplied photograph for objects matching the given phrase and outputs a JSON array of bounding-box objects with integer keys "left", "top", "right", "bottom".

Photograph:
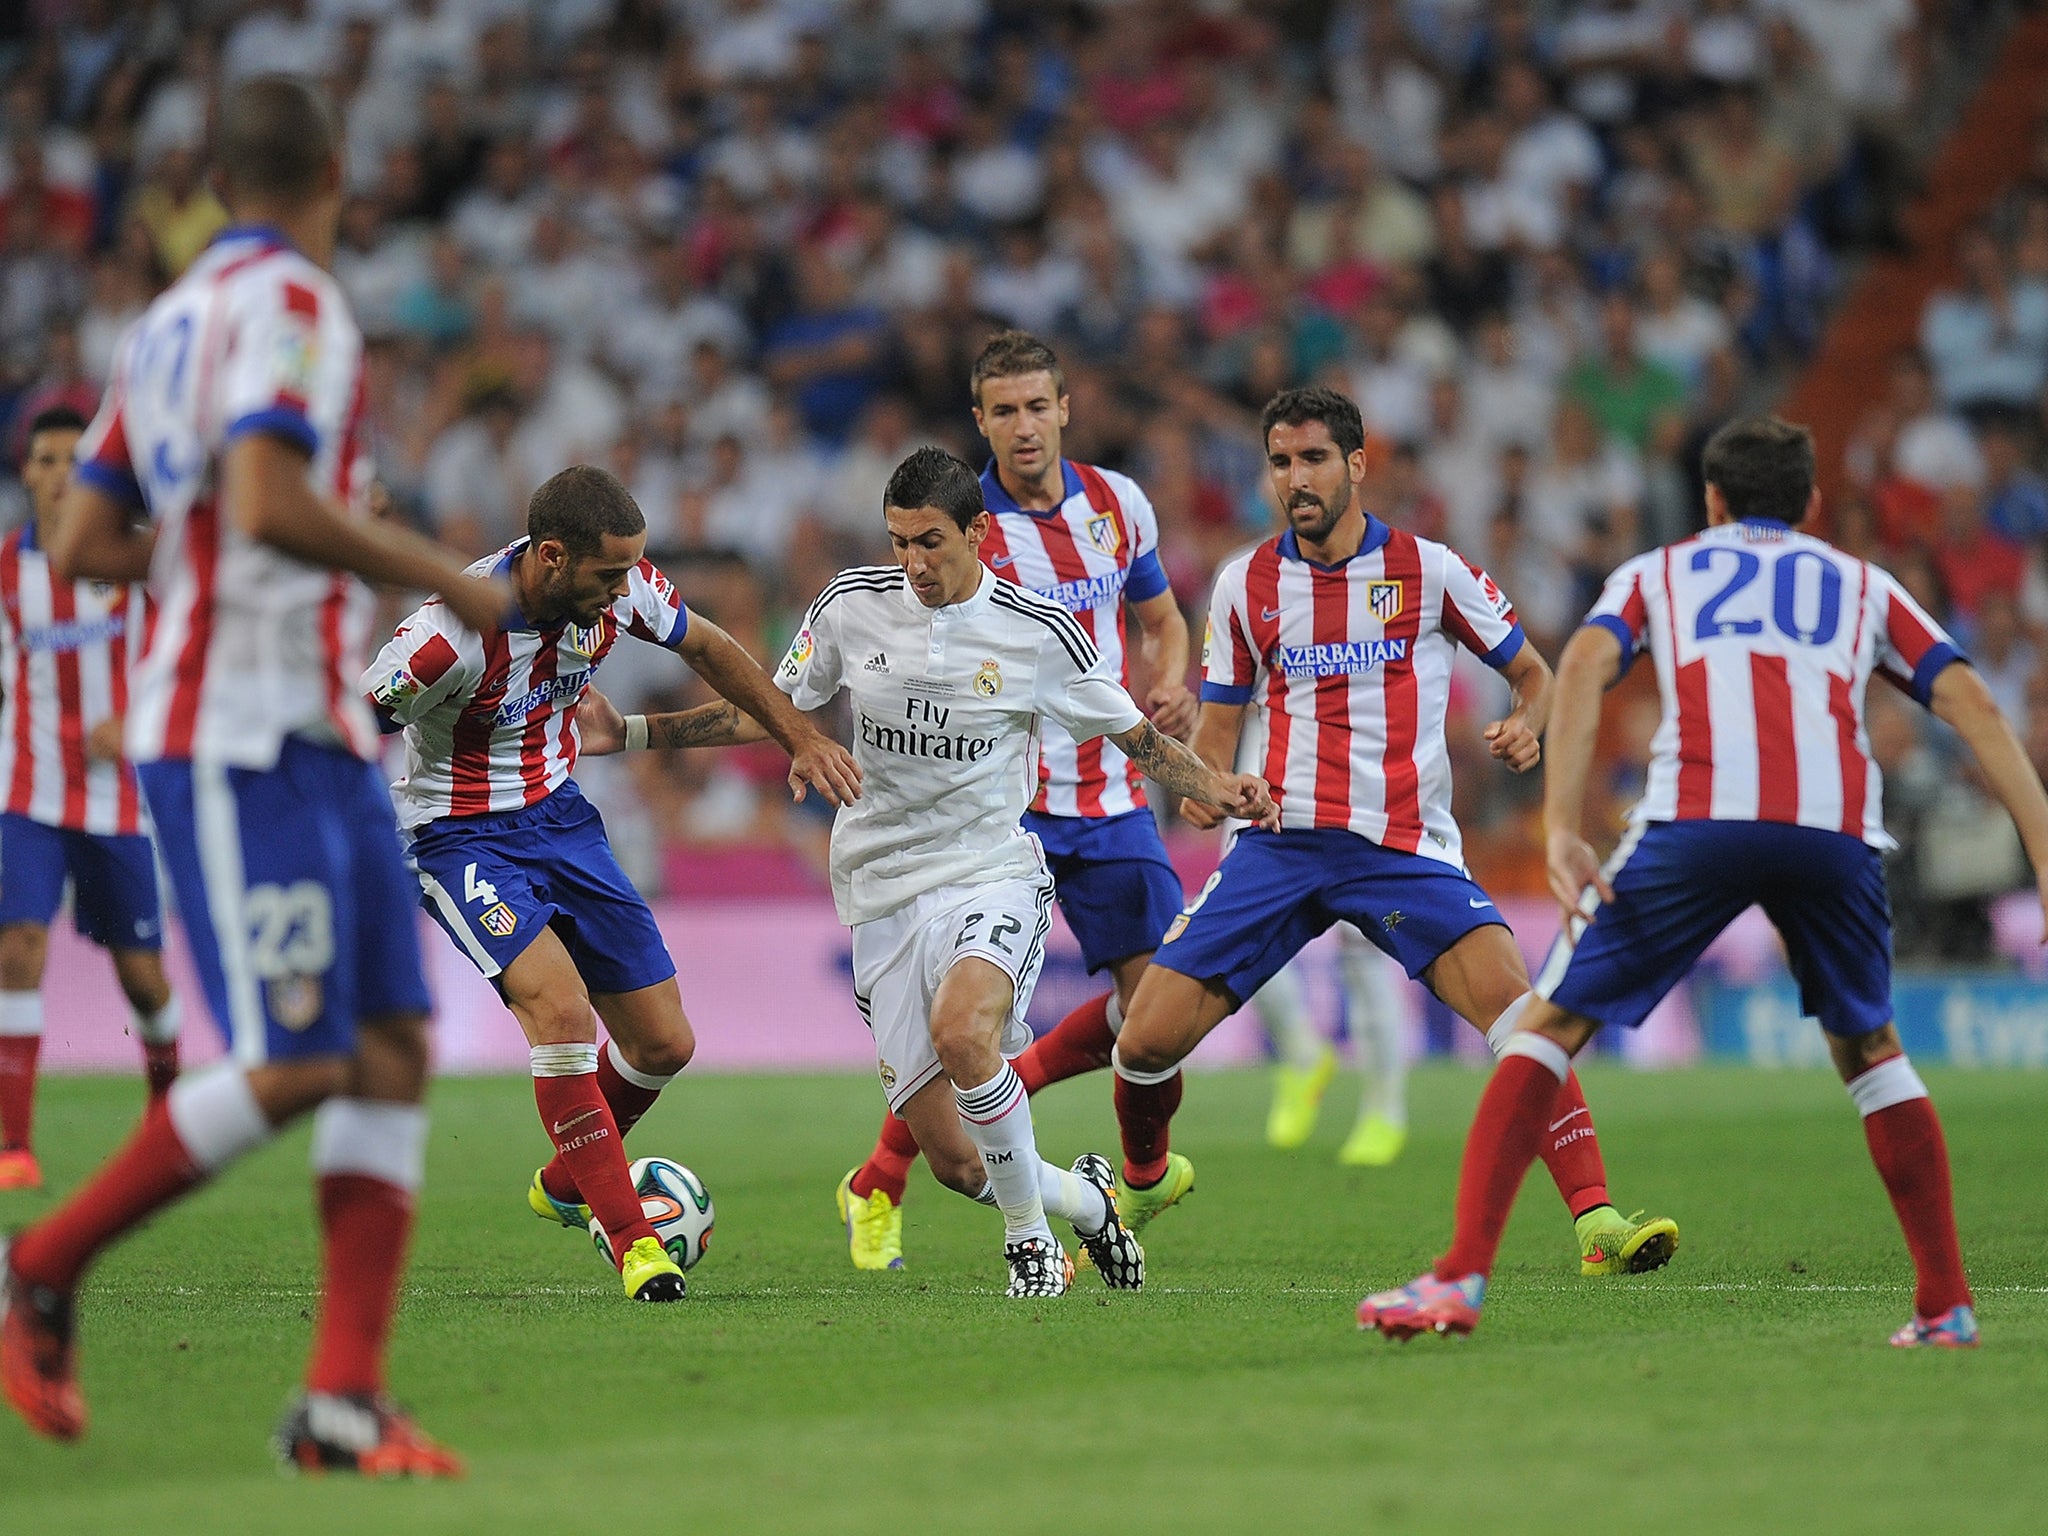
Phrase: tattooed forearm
[
  {"left": 648, "top": 701, "right": 767, "bottom": 749},
  {"left": 1114, "top": 719, "right": 1225, "bottom": 804}
]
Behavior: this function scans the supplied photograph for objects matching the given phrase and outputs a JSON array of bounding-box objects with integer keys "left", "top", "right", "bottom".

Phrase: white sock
[
  {"left": 0, "top": 991, "right": 43, "bottom": 1039},
  {"left": 1341, "top": 938, "right": 1407, "bottom": 1127},
  {"left": 165, "top": 1064, "right": 273, "bottom": 1171},
  {"left": 1104, "top": 989, "right": 1124, "bottom": 1037},
  {"left": 1038, "top": 1160, "right": 1108, "bottom": 1235},
  {"left": 1252, "top": 964, "right": 1323, "bottom": 1071},
  {"left": 954, "top": 1063, "right": 1052, "bottom": 1243},
  {"left": 1501, "top": 1029, "right": 1572, "bottom": 1083},
  {"left": 1485, "top": 991, "right": 1536, "bottom": 1058},
  {"left": 530, "top": 1042, "right": 599, "bottom": 1077},
  {"left": 132, "top": 995, "right": 181, "bottom": 1046},
  {"left": 310, "top": 1097, "right": 428, "bottom": 1192},
  {"left": 1846, "top": 1054, "right": 1929, "bottom": 1116},
  {"left": 605, "top": 1036, "right": 679, "bottom": 1089}
]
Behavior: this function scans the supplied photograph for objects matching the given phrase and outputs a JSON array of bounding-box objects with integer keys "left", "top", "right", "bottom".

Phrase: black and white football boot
[
  {"left": 1004, "top": 1234, "right": 1075, "bottom": 1299},
  {"left": 1069, "top": 1153, "right": 1145, "bottom": 1290}
]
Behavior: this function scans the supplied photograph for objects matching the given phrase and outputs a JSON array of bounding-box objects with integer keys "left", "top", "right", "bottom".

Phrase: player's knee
[
  {"left": 0, "top": 924, "right": 48, "bottom": 989},
  {"left": 623, "top": 1020, "right": 694, "bottom": 1078},
  {"left": 519, "top": 989, "right": 597, "bottom": 1046},
  {"left": 358, "top": 1010, "right": 432, "bottom": 1097},
  {"left": 928, "top": 1008, "right": 999, "bottom": 1082},
  {"left": 1114, "top": 1032, "right": 1178, "bottom": 1077}
]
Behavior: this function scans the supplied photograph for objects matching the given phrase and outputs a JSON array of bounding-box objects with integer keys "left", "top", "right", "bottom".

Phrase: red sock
[
  {"left": 1535, "top": 1071, "right": 1611, "bottom": 1219},
  {"left": 9, "top": 1097, "right": 202, "bottom": 1292},
  {"left": 540, "top": 1045, "right": 668, "bottom": 1203},
  {"left": 306, "top": 1174, "right": 414, "bottom": 1397},
  {"left": 1863, "top": 1097, "right": 1972, "bottom": 1318},
  {"left": 1015, "top": 993, "right": 1116, "bottom": 1094},
  {"left": 850, "top": 1110, "right": 919, "bottom": 1202},
  {"left": 0, "top": 1034, "right": 39, "bottom": 1150},
  {"left": 142, "top": 1040, "right": 180, "bottom": 1102},
  {"left": 1114, "top": 1069, "right": 1182, "bottom": 1188},
  {"left": 534, "top": 1073, "right": 657, "bottom": 1263},
  {"left": 1435, "top": 1054, "right": 1568, "bottom": 1281}
]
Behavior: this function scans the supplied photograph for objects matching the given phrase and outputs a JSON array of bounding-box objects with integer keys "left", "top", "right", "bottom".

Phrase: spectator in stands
[
  {"left": 1565, "top": 290, "right": 1687, "bottom": 455},
  {"left": 1921, "top": 226, "right": 2048, "bottom": 416}
]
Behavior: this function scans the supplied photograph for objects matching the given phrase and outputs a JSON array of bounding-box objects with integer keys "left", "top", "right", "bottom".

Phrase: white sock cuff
[
  {"left": 0, "top": 990, "right": 43, "bottom": 1037},
  {"left": 1104, "top": 989, "right": 1124, "bottom": 1036},
  {"left": 1111, "top": 1043, "right": 1179, "bottom": 1086},
  {"left": 606, "top": 1036, "right": 678, "bottom": 1090},
  {"left": 970, "top": 1180, "right": 997, "bottom": 1206},
  {"left": 1486, "top": 992, "right": 1534, "bottom": 1058},
  {"left": 955, "top": 1063, "right": 1025, "bottom": 1120},
  {"left": 133, "top": 995, "right": 181, "bottom": 1045},
  {"left": 531, "top": 1042, "right": 600, "bottom": 1078},
  {"left": 1847, "top": 1054, "right": 1929, "bottom": 1117},
  {"left": 1500, "top": 1029, "right": 1572, "bottom": 1083},
  {"left": 166, "top": 1065, "right": 273, "bottom": 1172},
  {"left": 311, "top": 1098, "right": 427, "bottom": 1191}
]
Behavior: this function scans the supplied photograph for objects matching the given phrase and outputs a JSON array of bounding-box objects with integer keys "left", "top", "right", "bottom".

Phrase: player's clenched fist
[{"left": 1483, "top": 715, "right": 1541, "bottom": 773}]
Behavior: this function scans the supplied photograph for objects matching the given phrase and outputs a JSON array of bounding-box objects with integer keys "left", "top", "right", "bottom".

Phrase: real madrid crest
[{"left": 973, "top": 658, "right": 1003, "bottom": 697}]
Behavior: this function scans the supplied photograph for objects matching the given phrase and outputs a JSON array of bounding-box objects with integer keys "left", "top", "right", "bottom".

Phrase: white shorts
[{"left": 850, "top": 872, "right": 1056, "bottom": 1111}]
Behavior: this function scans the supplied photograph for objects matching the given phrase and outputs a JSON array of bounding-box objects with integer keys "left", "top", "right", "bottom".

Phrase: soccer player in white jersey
[
  {"left": 619, "top": 447, "right": 1269, "bottom": 1295},
  {"left": 2, "top": 77, "right": 508, "bottom": 1474},
  {"left": 365, "top": 465, "right": 859, "bottom": 1304},
  {"left": 0, "top": 408, "right": 182, "bottom": 1191},
  {"left": 1114, "top": 387, "right": 1677, "bottom": 1277},
  {"left": 1362, "top": 417, "right": 2048, "bottom": 1346},
  {"left": 838, "top": 331, "right": 1203, "bottom": 1269}
]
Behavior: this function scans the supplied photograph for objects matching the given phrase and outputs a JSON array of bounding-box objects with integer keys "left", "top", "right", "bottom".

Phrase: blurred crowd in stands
[{"left": 2, "top": 0, "right": 2043, "bottom": 959}]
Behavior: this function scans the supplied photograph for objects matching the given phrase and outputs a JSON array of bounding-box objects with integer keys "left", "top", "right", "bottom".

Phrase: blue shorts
[
  {"left": 409, "top": 779, "right": 675, "bottom": 997},
  {"left": 137, "top": 739, "right": 432, "bottom": 1065},
  {"left": 1152, "top": 827, "right": 1506, "bottom": 1005},
  {"left": 0, "top": 813, "right": 162, "bottom": 950},
  {"left": 1535, "top": 820, "right": 1893, "bottom": 1038},
  {"left": 1025, "top": 808, "right": 1184, "bottom": 974}
]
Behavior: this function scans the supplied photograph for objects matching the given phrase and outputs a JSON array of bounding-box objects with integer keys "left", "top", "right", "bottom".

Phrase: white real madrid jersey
[{"left": 776, "top": 564, "right": 1145, "bottom": 925}]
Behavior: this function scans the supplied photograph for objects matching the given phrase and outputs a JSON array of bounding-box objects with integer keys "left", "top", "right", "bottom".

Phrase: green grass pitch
[{"left": 4, "top": 1064, "right": 2045, "bottom": 1535}]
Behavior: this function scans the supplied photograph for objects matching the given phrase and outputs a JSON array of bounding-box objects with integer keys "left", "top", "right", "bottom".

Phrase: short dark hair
[
  {"left": 1701, "top": 416, "right": 1816, "bottom": 526},
  {"left": 970, "top": 329, "right": 1064, "bottom": 404},
  {"left": 26, "top": 406, "right": 86, "bottom": 441},
  {"left": 216, "top": 75, "right": 338, "bottom": 203},
  {"left": 527, "top": 465, "right": 646, "bottom": 557},
  {"left": 884, "top": 446, "right": 984, "bottom": 530},
  {"left": 1260, "top": 386, "right": 1366, "bottom": 457}
]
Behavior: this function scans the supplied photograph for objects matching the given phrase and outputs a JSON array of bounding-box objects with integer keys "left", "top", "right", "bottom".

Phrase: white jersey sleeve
[
  {"left": 363, "top": 601, "right": 480, "bottom": 729},
  {"left": 1581, "top": 552, "right": 1657, "bottom": 668},
  {"left": 1198, "top": 554, "right": 1258, "bottom": 704},
  {"left": 1870, "top": 566, "right": 1966, "bottom": 704},
  {"left": 1030, "top": 609, "right": 1146, "bottom": 745},
  {"left": 777, "top": 583, "right": 848, "bottom": 711},
  {"left": 621, "top": 559, "right": 689, "bottom": 648},
  {"left": 1438, "top": 548, "right": 1526, "bottom": 667},
  {"left": 215, "top": 272, "right": 331, "bottom": 457}
]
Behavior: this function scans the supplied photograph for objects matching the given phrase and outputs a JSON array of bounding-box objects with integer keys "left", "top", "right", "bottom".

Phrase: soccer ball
[{"left": 588, "top": 1157, "right": 715, "bottom": 1271}]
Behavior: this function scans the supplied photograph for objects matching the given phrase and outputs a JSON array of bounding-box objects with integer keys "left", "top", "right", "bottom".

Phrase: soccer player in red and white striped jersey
[
  {"left": 369, "top": 465, "right": 858, "bottom": 1300},
  {"left": 837, "top": 332, "right": 1204, "bottom": 1263},
  {"left": 0, "top": 408, "right": 180, "bottom": 1193},
  {"left": 1366, "top": 417, "right": 2048, "bottom": 1346},
  {"left": 1115, "top": 387, "right": 1676, "bottom": 1278}
]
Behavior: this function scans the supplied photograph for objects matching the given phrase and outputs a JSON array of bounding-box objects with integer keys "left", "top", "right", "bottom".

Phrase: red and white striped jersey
[
  {"left": 977, "top": 460, "right": 1170, "bottom": 819},
  {"left": 0, "top": 526, "right": 149, "bottom": 835},
  {"left": 1201, "top": 521, "right": 1525, "bottom": 864},
  {"left": 73, "top": 225, "right": 379, "bottom": 769},
  {"left": 366, "top": 541, "right": 689, "bottom": 830},
  {"left": 1585, "top": 519, "right": 1963, "bottom": 846}
]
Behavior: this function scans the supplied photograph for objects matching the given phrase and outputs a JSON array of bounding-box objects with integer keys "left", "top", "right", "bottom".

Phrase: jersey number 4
[
  {"left": 1691, "top": 547, "right": 1842, "bottom": 647},
  {"left": 464, "top": 862, "right": 499, "bottom": 907}
]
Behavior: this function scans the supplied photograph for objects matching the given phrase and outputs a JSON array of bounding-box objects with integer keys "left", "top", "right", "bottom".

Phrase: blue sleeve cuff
[
  {"left": 663, "top": 605, "right": 691, "bottom": 650},
  {"left": 1201, "top": 680, "right": 1254, "bottom": 705},
  {"left": 1478, "top": 623, "right": 1527, "bottom": 670},
  {"left": 1124, "top": 550, "right": 1170, "bottom": 604},
  {"left": 224, "top": 406, "right": 319, "bottom": 458},
  {"left": 1910, "top": 641, "right": 1966, "bottom": 705},
  {"left": 370, "top": 699, "right": 403, "bottom": 735},
  {"left": 1583, "top": 615, "right": 1639, "bottom": 680},
  {"left": 73, "top": 458, "right": 143, "bottom": 506}
]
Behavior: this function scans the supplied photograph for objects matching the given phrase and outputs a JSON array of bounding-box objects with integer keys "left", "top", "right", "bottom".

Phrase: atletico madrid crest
[
  {"left": 1086, "top": 514, "right": 1120, "bottom": 555},
  {"left": 479, "top": 902, "right": 519, "bottom": 938},
  {"left": 1368, "top": 580, "right": 1403, "bottom": 623}
]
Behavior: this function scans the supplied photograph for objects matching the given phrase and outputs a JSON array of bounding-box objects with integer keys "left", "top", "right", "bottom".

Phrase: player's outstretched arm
[
  {"left": 221, "top": 433, "right": 510, "bottom": 634},
  {"left": 577, "top": 685, "right": 771, "bottom": 755},
  {"left": 1175, "top": 698, "right": 1250, "bottom": 830},
  {"left": 1541, "top": 624, "right": 1624, "bottom": 917},
  {"left": 1129, "top": 590, "right": 1197, "bottom": 739},
  {"left": 1484, "top": 642, "right": 1553, "bottom": 774},
  {"left": 1111, "top": 717, "right": 1274, "bottom": 827},
  {"left": 1929, "top": 661, "right": 2048, "bottom": 939},
  {"left": 677, "top": 613, "right": 861, "bottom": 806},
  {"left": 47, "top": 480, "right": 155, "bottom": 584}
]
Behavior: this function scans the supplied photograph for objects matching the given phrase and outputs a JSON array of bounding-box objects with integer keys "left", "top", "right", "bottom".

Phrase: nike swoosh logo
[
  {"left": 1261, "top": 606, "right": 1282, "bottom": 621},
  {"left": 1549, "top": 1108, "right": 1587, "bottom": 1132},
  {"left": 990, "top": 555, "right": 1016, "bottom": 568},
  {"left": 1469, "top": 898, "right": 1494, "bottom": 909},
  {"left": 552, "top": 1109, "right": 602, "bottom": 1136}
]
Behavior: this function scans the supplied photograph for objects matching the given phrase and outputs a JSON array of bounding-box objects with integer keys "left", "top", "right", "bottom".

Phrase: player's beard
[{"left": 1288, "top": 479, "right": 1351, "bottom": 545}]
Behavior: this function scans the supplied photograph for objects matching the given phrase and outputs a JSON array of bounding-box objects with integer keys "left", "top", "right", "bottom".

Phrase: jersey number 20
[{"left": 1691, "top": 547, "right": 1842, "bottom": 647}]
